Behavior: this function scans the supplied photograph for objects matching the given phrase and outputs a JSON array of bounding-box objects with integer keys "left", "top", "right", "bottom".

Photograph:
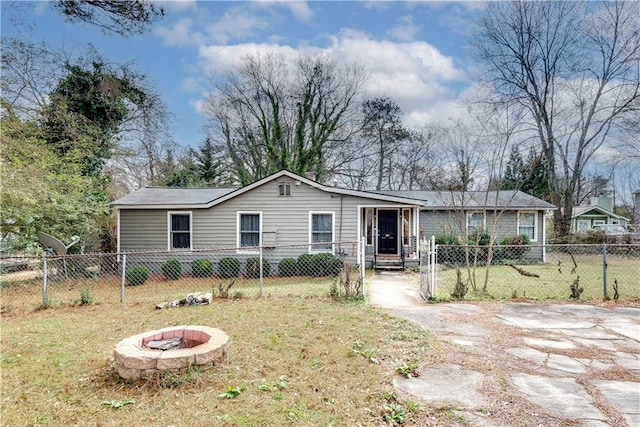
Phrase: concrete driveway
[{"left": 369, "top": 271, "right": 640, "bottom": 427}]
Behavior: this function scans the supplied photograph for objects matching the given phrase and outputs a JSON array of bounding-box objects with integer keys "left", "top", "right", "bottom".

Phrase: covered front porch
[{"left": 359, "top": 205, "right": 421, "bottom": 270}]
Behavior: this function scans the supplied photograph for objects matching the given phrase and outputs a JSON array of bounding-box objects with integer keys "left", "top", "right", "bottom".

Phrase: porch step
[{"left": 375, "top": 257, "right": 404, "bottom": 271}]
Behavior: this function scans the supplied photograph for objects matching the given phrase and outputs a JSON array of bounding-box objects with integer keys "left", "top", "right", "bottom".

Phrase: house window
[
  {"left": 466, "top": 211, "right": 485, "bottom": 235},
  {"left": 518, "top": 211, "right": 537, "bottom": 242},
  {"left": 278, "top": 182, "right": 291, "bottom": 196},
  {"left": 168, "top": 212, "right": 191, "bottom": 250},
  {"left": 238, "top": 212, "right": 261, "bottom": 251},
  {"left": 402, "top": 208, "right": 411, "bottom": 245},
  {"left": 365, "top": 208, "right": 374, "bottom": 245},
  {"left": 577, "top": 220, "right": 590, "bottom": 232},
  {"left": 310, "top": 212, "right": 334, "bottom": 252}
]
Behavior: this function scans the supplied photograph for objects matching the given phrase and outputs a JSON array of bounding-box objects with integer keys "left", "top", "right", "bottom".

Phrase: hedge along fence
[{"left": 0, "top": 241, "right": 363, "bottom": 312}]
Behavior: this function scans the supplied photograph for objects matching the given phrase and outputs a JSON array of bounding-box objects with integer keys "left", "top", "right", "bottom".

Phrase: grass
[
  {"left": 1, "top": 294, "right": 432, "bottom": 426},
  {"left": 0, "top": 274, "right": 343, "bottom": 314},
  {"left": 416, "top": 252, "right": 640, "bottom": 301}
]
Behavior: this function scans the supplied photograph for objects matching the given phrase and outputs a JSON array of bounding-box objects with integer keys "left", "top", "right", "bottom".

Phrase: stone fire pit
[{"left": 113, "top": 325, "right": 230, "bottom": 380}]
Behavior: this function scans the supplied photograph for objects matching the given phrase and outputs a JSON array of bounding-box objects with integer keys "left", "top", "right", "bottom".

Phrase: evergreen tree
[
  {"left": 501, "top": 145, "right": 525, "bottom": 190},
  {"left": 188, "top": 137, "right": 224, "bottom": 186}
]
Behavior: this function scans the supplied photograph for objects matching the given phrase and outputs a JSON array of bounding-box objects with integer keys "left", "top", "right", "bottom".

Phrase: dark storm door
[{"left": 377, "top": 210, "right": 398, "bottom": 254}]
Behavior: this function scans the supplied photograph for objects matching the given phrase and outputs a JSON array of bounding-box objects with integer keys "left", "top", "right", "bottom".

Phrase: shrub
[
  {"left": 313, "top": 253, "right": 343, "bottom": 277},
  {"left": 245, "top": 257, "right": 271, "bottom": 278},
  {"left": 192, "top": 258, "right": 213, "bottom": 278},
  {"left": 79, "top": 289, "right": 93, "bottom": 305},
  {"left": 126, "top": 265, "right": 150, "bottom": 286},
  {"left": 435, "top": 233, "right": 465, "bottom": 266},
  {"left": 297, "top": 253, "right": 315, "bottom": 276},
  {"left": 162, "top": 258, "right": 182, "bottom": 280},
  {"left": 468, "top": 230, "right": 491, "bottom": 245},
  {"left": 218, "top": 257, "right": 240, "bottom": 278},
  {"left": 278, "top": 258, "right": 297, "bottom": 277},
  {"left": 498, "top": 235, "right": 531, "bottom": 260},
  {"left": 435, "top": 233, "right": 460, "bottom": 245}
]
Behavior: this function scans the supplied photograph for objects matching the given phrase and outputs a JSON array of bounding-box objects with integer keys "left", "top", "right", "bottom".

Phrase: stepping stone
[
  {"left": 511, "top": 374, "right": 605, "bottom": 422},
  {"left": 523, "top": 337, "right": 576, "bottom": 350},
  {"left": 393, "top": 363, "right": 486, "bottom": 408},
  {"left": 591, "top": 380, "right": 640, "bottom": 427}
]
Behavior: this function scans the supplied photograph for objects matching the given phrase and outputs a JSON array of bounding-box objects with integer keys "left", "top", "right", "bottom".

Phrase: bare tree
[
  {"left": 0, "top": 39, "right": 70, "bottom": 119},
  {"left": 52, "top": 0, "right": 164, "bottom": 36},
  {"left": 474, "top": 0, "right": 640, "bottom": 237},
  {"left": 204, "top": 52, "right": 366, "bottom": 185},
  {"left": 393, "top": 128, "right": 438, "bottom": 190}
]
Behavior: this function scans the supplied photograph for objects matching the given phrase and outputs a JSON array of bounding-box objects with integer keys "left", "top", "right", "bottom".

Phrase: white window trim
[
  {"left": 167, "top": 211, "right": 193, "bottom": 251},
  {"left": 466, "top": 211, "right": 486, "bottom": 235},
  {"left": 364, "top": 208, "right": 374, "bottom": 246},
  {"left": 517, "top": 211, "right": 538, "bottom": 242},
  {"left": 309, "top": 211, "right": 335, "bottom": 253},
  {"left": 278, "top": 181, "right": 291, "bottom": 196},
  {"left": 237, "top": 211, "right": 262, "bottom": 254}
]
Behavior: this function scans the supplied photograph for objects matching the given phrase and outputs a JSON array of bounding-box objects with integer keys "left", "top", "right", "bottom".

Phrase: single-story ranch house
[{"left": 112, "top": 170, "right": 556, "bottom": 270}]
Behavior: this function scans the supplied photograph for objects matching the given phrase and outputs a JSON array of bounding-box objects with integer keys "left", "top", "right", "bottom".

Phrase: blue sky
[{"left": 2, "top": 1, "right": 484, "bottom": 148}]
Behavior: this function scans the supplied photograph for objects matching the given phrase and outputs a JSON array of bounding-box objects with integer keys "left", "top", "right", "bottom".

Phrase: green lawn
[
  {"left": 1, "top": 274, "right": 344, "bottom": 314},
  {"left": 427, "top": 252, "right": 640, "bottom": 301},
  {"left": 1, "top": 295, "right": 432, "bottom": 426}
]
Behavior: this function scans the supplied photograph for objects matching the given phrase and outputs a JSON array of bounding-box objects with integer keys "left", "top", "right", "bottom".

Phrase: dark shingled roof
[
  {"left": 373, "top": 190, "right": 556, "bottom": 210},
  {"left": 111, "top": 170, "right": 556, "bottom": 211},
  {"left": 111, "top": 187, "right": 238, "bottom": 207}
]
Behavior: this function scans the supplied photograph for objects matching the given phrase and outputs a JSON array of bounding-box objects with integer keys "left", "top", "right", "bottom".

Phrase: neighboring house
[
  {"left": 112, "top": 170, "right": 556, "bottom": 270},
  {"left": 572, "top": 197, "right": 630, "bottom": 233}
]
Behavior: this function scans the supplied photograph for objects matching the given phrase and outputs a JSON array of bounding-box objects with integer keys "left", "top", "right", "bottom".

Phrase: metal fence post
[
  {"left": 360, "top": 237, "right": 365, "bottom": 297},
  {"left": 42, "top": 252, "right": 48, "bottom": 306},
  {"left": 120, "top": 253, "right": 127, "bottom": 303},
  {"left": 259, "top": 246, "right": 264, "bottom": 298},
  {"left": 430, "top": 235, "right": 437, "bottom": 298},
  {"left": 602, "top": 243, "right": 608, "bottom": 299}
]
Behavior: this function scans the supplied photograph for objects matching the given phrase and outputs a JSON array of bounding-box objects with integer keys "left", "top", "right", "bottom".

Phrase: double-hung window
[
  {"left": 238, "top": 212, "right": 261, "bottom": 252},
  {"left": 466, "top": 211, "right": 485, "bottom": 236},
  {"left": 518, "top": 211, "right": 537, "bottom": 242},
  {"left": 310, "top": 212, "right": 334, "bottom": 252},
  {"left": 168, "top": 212, "right": 191, "bottom": 250}
]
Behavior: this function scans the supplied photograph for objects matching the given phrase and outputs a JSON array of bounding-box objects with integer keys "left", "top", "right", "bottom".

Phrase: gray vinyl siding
[
  {"left": 419, "top": 209, "right": 546, "bottom": 260},
  {"left": 119, "top": 210, "right": 168, "bottom": 251},
  {"left": 119, "top": 178, "right": 402, "bottom": 253}
]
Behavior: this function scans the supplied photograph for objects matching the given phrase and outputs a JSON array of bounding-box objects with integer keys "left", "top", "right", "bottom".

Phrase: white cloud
[
  {"left": 386, "top": 15, "right": 419, "bottom": 42},
  {"left": 194, "top": 29, "right": 468, "bottom": 126},
  {"left": 198, "top": 43, "right": 299, "bottom": 75},
  {"left": 282, "top": 1, "right": 313, "bottom": 22},
  {"left": 253, "top": 1, "right": 313, "bottom": 22},
  {"left": 180, "top": 77, "right": 200, "bottom": 93},
  {"left": 154, "top": 0, "right": 197, "bottom": 12},
  {"left": 206, "top": 10, "right": 270, "bottom": 44},
  {"left": 154, "top": 8, "right": 271, "bottom": 46},
  {"left": 362, "top": 1, "right": 391, "bottom": 12},
  {"left": 154, "top": 18, "right": 203, "bottom": 46}
]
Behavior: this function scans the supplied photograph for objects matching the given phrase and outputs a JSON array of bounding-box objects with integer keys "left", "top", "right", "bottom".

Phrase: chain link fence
[
  {"left": 420, "top": 243, "right": 640, "bottom": 302},
  {"left": 1, "top": 241, "right": 364, "bottom": 313}
]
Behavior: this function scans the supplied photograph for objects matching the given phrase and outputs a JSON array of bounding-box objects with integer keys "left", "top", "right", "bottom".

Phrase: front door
[{"left": 377, "top": 210, "right": 398, "bottom": 254}]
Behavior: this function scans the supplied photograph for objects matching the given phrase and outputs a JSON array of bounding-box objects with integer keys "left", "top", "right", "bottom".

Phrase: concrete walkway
[{"left": 369, "top": 271, "right": 640, "bottom": 427}]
